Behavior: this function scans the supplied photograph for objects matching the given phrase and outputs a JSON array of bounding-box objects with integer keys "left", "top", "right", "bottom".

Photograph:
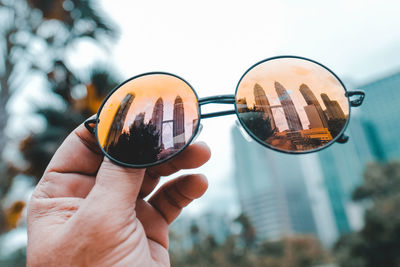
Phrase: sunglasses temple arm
[
  {"left": 84, "top": 118, "right": 98, "bottom": 134},
  {"left": 201, "top": 110, "right": 236, "bottom": 119},
  {"left": 346, "top": 90, "right": 365, "bottom": 107},
  {"left": 335, "top": 90, "right": 365, "bottom": 144}
]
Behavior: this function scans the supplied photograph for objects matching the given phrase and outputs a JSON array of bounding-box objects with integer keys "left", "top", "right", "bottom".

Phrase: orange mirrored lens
[
  {"left": 236, "top": 57, "right": 349, "bottom": 152},
  {"left": 97, "top": 73, "right": 199, "bottom": 165}
]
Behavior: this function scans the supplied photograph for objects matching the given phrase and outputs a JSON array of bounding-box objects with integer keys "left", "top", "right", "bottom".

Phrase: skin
[{"left": 27, "top": 122, "right": 211, "bottom": 267}]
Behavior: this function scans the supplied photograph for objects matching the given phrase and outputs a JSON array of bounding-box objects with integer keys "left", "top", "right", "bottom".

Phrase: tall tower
[
  {"left": 150, "top": 97, "right": 164, "bottom": 146},
  {"left": 173, "top": 95, "right": 185, "bottom": 149},
  {"left": 104, "top": 93, "right": 135, "bottom": 151},
  {"left": 253, "top": 83, "right": 276, "bottom": 131},
  {"left": 304, "top": 105, "right": 324, "bottom": 128},
  {"left": 321, "top": 93, "right": 346, "bottom": 120},
  {"left": 133, "top": 112, "right": 145, "bottom": 128},
  {"left": 299, "top": 84, "right": 328, "bottom": 128},
  {"left": 275, "top": 81, "right": 303, "bottom": 131}
]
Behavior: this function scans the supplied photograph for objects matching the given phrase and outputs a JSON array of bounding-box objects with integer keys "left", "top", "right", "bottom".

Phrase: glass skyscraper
[
  {"left": 317, "top": 70, "right": 400, "bottom": 238},
  {"left": 232, "top": 127, "right": 318, "bottom": 241}
]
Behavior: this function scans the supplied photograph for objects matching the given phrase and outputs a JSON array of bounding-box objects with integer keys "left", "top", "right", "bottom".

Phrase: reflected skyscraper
[
  {"left": 104, "top": 93, "right": 135, "bottom": 151},
  {"left": 150, "top": 97, "right": 164, "bottom": 146},
  {"left": 275, "top": 81, "right": 303, "bottom": 131},
  {"left": 237, "top": 97, "right": 249, "bottom": 113},
  {"left": 299, "top": 84, "right": 328, "bottom": 128},
  {"left": 253, "top": 83, "right": 276, "bottom": 131},
  {"left": 321, "top": 93, "right": 346, "bottom": 120},
  {"left": 304, "top": 105, "right": 324, "bottom": 128},
  {"left": 133, "top": 112, "right": 145, "bottom": 128},
  {"left": 173, "top": 95, "right": 185, "bottom": 149}
]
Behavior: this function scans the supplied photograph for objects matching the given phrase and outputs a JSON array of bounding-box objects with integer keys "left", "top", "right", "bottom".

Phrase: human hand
[{"left": 26, "top": 122, "right": 211, "bottom": 267}]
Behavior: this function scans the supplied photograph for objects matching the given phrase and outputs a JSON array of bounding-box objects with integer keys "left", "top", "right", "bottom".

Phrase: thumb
[{"left": 86, "top": 157, "right": 146, "bottom": 210}]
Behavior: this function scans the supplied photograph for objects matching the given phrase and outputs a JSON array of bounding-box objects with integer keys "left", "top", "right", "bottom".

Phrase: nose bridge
[
  {"left": 198, "top": 94, "right": 236, "bottom": 105},
  {"left": 198, "top": 94, "right": 236, "bottom": 119}
]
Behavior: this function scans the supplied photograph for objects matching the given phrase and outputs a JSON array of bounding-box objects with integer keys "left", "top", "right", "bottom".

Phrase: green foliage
[
  {"left": 0, "top": 0, "right": 118, "bottom": 234},
  {"left": 334, "top": 161, "right": 400, "bottom": 267},
  {"left": 19, "top": 108, "right": 85, "bottom": 180},
  {"left": 240, "top": 111, "right": 274, "bottom": 141},
  {"left": 170, "top": 214, "right": 330, "bottom": 267}
]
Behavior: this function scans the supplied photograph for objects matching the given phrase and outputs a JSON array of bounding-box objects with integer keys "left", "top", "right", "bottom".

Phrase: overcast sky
[{"left": 67, "top": 0, "right": 400, "bottom": 215}]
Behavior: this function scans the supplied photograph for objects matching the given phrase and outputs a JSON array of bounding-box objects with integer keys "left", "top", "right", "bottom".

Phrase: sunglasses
[{"left": 84, "top": 55, "right": 365, "bottom": 168}]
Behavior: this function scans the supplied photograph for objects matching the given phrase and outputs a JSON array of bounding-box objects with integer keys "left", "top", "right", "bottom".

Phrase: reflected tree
[
  {"left": 108, "top": 121, "right": 162, "bottom": 165},
  {"left": 327, "top": 118, "right": 347, "bottom": 138},
  {"left": 241, "top": 111, "right": 274, "bottom": 141}
]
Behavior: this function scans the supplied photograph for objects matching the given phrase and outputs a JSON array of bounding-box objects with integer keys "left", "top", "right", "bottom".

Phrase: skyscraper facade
[
  {"left": 232, "top": 127, "right": 318, "bottom": 242},
  {"left": 104, "top": 93, "right": 135, "bottom": 151},
  {"left": 173, "top": 95, "right": 185, "bottom": 149},
  {"left": 133, "top": 112, "right": 145, "bottom": 128},
  {"left": 299, "top": 84, "right": 328, "bottom": 128},
  {"left": 150, "top": 97, "right": 164, "bottom": 146},
  {"left": 304, "top": 105, "right": 324, "bottom": 128},
  {"left": 320, "top": 93, "right": 346, "bottom": 120},
  {"left": 357, "top": 71, "right": 400, "bottom": 160},
  {"left": 316, "top": 70, "right": 400, "bottom": 240},
  {"left": 253, "top": 83, "right": 276, "bottom": 131},
  {"left": 275, "top": 81, "right": 303, "bottom": 131}
]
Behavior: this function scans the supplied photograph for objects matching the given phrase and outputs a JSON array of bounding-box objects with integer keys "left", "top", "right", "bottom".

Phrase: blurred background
[{"left": 0, "top": 0, "right": 400, "bottom": 266}]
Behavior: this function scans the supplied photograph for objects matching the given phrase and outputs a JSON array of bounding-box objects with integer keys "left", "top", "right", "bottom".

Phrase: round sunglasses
[{"left": 85, "top": 55, "right": 365, "bottom": 168}]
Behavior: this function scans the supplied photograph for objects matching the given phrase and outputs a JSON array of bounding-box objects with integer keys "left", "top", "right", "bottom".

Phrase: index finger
[{"left": 44, "top": 120, "right": 103, "bottom": 176}]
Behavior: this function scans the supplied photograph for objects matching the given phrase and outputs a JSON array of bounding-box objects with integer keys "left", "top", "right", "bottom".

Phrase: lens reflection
[
  {"left": 236, "top": 57, "right": 349, "bottom": 152},
  {"left": 97, "top": 73, "right": 199, "bottom": 166}
]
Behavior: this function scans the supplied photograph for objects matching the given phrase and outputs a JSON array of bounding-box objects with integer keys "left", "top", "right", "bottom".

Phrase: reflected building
[
  {"left": 299, "top": 84, "right": 328, "bottom": 128},
  {"left": 237, "top": 97, "right": 249, "bottom": 113},
  {"left": 304, "top": 105, "right": 324, "bottom": 128},
  {"left": 192, "top": 118, "right": 198, "bottom": 138},
  {"left": 321, "top": 93, "right": 346, "bottom": 120},
  {"left": 133, "top": 112, "right": 145, "bottom": 128},
  {"left": 275, "top": 81, "right": 303, "bottom": 131},
  {"left": 104, "top": 93, "right": 135, "bottom": 151},
  {"left": 150, "top": 97, "right": 164, "bottom": 146},
  {"left": 173, "top": 95, "right": 185, "bottom": 149},
  {"left": 253, "top": 83, "right": 276, "bottom": 130}
]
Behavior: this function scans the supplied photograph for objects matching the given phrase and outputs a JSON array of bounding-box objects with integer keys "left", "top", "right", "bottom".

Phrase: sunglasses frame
[{"left": 85, "top": 55, "right": 365, "bottom": 168}]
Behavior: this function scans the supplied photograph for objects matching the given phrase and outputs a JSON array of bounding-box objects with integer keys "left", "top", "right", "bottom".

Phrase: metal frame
[{"left": 85, "top": 55, "right": 365, "bottom": 167}]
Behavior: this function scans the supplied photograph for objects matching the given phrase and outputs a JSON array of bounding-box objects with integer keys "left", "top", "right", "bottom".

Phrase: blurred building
[
  {"left": 316, "top": 70, "right": 400, "bottom": 239},
  {"left": 357, "top": 71, "right": 400, "bottom": 161},
  {"left": 231, "top": 70, "right": 400, "bottom": 247},
  {"left": 231, "top": 127, "right": 321, "bottom": 243}
]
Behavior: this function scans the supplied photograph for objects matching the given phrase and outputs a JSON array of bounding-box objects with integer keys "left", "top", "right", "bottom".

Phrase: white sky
[{"left": 18, "top": 0, "right": 400, "bottom": 216}]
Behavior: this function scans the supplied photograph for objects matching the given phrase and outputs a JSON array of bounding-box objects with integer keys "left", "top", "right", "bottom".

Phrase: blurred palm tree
[
  {"left": 0, "top": 0, "right": 119, "bottom": 232},
  {"left": 19, "top": 69, "right": 119, "bottom": 180}
]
